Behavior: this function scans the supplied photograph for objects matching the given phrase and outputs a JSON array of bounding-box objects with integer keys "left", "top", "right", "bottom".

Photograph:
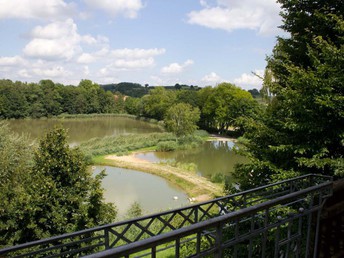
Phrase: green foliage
[
  {"left": 156, "top": 141, "right": 178, "bottom": 151},
  {"left": 164, "top": 103, "right": 200, "bottom": 137},
  {"left": 0, "top": 122, "right": 35, "bottom": 247},
  {"left": 101, "top": 82, "right": 149, "bottom": 98},
  {"left": 0, "top": 125, "right": 116, "bottom": 247},
  {"left": 79, "top": 132, "right": 177, "bottom": 158},
  {"left": 124, "top": 202, "right": 143, "bottom": 219},
  {"left": 232, "top": 0, "right": 344, "bottom": 190},
  {"left": 141, "top": 87, "right": 177, "bottom": 120},
  {"left": 0, "top": 79, "right": 118, "bottom": 119},
  {"left": 210, "top": 172, "right": 226, "bottom": 184},
  {"left": 198, "top": 83, "right": 261, "bottom": 134},
  {"left": 124, "top": 97, "right": 141, "bottom": 115}
]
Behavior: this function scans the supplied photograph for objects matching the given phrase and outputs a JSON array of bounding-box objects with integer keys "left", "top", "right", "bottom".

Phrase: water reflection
[
  {"left": 135, "top": 141, "right": 248, "bottom": 178},
  {"left": 7, "top": 117, "right": 163, "bottom": 144},
  {"left": 94, "top": 166, "right": 189, "bottom": 218}
]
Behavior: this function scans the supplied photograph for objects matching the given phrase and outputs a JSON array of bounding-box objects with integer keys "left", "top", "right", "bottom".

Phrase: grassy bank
[
  {"left": 93, "top": 155, "right": 223, "bottom": 200},
  {"left": 80, "top": 132, "right": 176, "bottom": 157},
  {"left": 80, "top": 130, "right": 209, "bottom": 158},
  {"left": 80, "top": 131, "right": 223, "bottom": 200}
]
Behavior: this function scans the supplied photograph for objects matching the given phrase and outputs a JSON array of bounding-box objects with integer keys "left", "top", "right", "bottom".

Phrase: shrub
[{"left": 156, "top": 141, "right": 178, "bottom": 152}]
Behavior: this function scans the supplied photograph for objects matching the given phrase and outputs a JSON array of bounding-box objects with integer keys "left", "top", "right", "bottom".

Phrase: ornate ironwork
[{"left": 0, "top": 174, "right": 332, "bottom": 257}]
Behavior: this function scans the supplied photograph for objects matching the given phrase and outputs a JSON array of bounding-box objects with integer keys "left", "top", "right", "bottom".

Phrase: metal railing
[{"left": 0, "top": 174, "right": 332, "bottom": 257}]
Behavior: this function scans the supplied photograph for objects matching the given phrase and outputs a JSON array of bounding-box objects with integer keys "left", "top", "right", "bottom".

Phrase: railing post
[
  {"left": 313, "top": 192, "right": 324, "bottom": 258},
  {"left": 195, "top": 207, "right": 198, "bottom": 223},
  {"left": 215, "top": 223, "right": 223, "bottom": 258},
  {"left": 104, "top": 228, "right": 110, "bottom": 250}
]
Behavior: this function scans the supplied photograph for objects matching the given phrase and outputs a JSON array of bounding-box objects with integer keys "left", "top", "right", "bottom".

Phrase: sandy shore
[
  {"left": 207, "top": 134, "right": 237, "bottom": 142},
  {"left": 102, "top": 153, "right": 223, "bottom": 202}
]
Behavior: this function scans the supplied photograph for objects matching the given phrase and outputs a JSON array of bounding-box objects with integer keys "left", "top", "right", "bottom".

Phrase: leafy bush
[
  {"left": 210, "top": 173, "right": 225, "bottom": 183},
  {"left": 156, "top": 141, "right": 178, "bottom": 151}
]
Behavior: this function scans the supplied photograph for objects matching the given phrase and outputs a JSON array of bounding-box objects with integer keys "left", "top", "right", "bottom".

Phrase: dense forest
[
  {"left": 0, "top": 78, "right": 261, "bottom": 135},
  {"left": 0, "top": 79, "right": 119, "bottom": 118}
]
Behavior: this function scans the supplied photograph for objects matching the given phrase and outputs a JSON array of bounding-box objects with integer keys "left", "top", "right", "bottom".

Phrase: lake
[
  {"left": 135, "top": 140, "right": 248, "bottom": 179},
  {"left": 7, "top": 116, "right": 163, "bottom": 145},
  {"left": 6, "top": 117, "right": 247, "bottom": 215},
  {"left": 94, "top": 166, "right": 189, "bottom": 218}
]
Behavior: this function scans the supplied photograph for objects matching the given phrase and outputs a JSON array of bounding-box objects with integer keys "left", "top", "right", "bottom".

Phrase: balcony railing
[{"left": 0, "top": 174, "right": 332, "bottom": 257}]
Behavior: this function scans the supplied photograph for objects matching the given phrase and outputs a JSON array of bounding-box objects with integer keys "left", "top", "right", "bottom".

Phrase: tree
[
  {"left": 79, "top": 79, "right": 101, "bottom": 113},
  {"left": 125, "top": 97, "right": 141, "bottom": 115},
  {"left": 197, "top": 86, "right": 215, "bottom": 130},
  {"left": 141, "top": 87, "right": 176, "bottom": 120},
  {"left": 0, "top": 126, "right": 117, "bottom": 247},
  {"left": 40, "top": 80, "right": 62, "bottom": 116},
  {"left": 202, "top": 83, "right": 259, "bottom": 134},
  {"left": 231, "top": 0, "right": 344, "bottom": 191},
  {"left": 164, "top": 103, "right": 200, "bottom": 137},
  {"left": 31, "top": 127, "right": 117, "bottom": 237},
  {"left": 176, "top": 89, "right": 199, "bottom": 107},
  {"left": 0, "top": 80, "right": 29, "bottom": 118},
  {"left": 0, "top": 122, "right": 34, "bottom": 247}
]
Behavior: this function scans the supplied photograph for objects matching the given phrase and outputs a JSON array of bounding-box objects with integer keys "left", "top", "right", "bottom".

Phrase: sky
[{"left": 0, "top": 0, "right": 284, "bottom": 90}]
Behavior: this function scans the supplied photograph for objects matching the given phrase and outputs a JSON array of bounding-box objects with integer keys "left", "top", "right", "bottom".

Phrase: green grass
[
  {"left": 80, "top": 132, "right": 176, "bottom": 158},
  {"left": 80, "top": 131, "right": 209, "bottom": 160}
]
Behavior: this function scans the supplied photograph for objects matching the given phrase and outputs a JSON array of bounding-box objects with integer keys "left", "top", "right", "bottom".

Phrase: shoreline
[
  {"left": 207, "top": 133, "right": 238, "bottom": 142},
  {"left": 93, "top": 153, "right": 223, "bottom": 203}
]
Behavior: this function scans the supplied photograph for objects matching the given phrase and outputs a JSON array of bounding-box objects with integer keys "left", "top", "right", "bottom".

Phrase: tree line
[
  {"left": 124, "top": 83, "right": 261, "bottom": 135},
  {"left": 100, "top": 82, "right": 201, "bottom": 98},
  {"left": 0, "top": 77, "right": 261, "bottom": 136},
  {"left": 0, "top": 79, "right": 121, "bottom": 119}
]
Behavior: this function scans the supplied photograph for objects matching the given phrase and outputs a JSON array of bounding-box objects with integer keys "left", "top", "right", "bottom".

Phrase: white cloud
[
  {"left": 0, "top": 56, "right": 26, "bottom": 66},
  {"left": 18, "top": 69, "right": 31, "bottom": 78},
  {"left": 83, "top": 66, "right": 90, "bottom": 76},
  {"left": 77, "top": 53, "right": 96, "bottom": 64},
  {"left": 84, "top": 0, "right": 144, "bottom": 18},
  {"left": 187, "top": 0, "right": 282, "bottom": 35},
  {"left": 0, "top": 0, "right": 75, "bottom": 20},
  {"left": 98, "top": 57, "right": 155, "bottom": 76},
  {"left": 200, "top": 0, "right": 210, "bottom": 8},
  {"left": 201, "top": 72, "right": 222, "bottom": 84},
  {"left": 77, "top": 46, "right": 112, "bottom": 64},
  {"left": 113, "top": 58, "right": 155, "bottom": 69},
  {"left": 97, "top": 48, "right": 166, "bottom": 71},
  {"left": 161, "top": 59, "right": 194, "bottom": 74},
  {"left": 32, "top": 66, "right": 70, "bottom": 78},
  {"left": 233, "top": 69, "right": 264, "bottom": 89},
  {"left": 111, "top": 48, "right": 165, "bottom": 59},
  {"left": 23, "top": 19, "right": 105, "bottom": 61}
]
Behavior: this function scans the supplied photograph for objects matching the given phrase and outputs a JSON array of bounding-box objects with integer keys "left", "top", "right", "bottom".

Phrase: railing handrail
[
  {"left": 0, "top": 173, "right": 332, "bottom": 256},
  {"left": 85, "top": 179, "right": 333, "bottom": 257}
]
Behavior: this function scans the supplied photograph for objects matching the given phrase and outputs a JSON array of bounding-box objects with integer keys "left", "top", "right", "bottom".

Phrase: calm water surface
[
  {"left": 135, "top": 141, "right": 248, "bottom": 179},
  {"left": 7, "top": 116, "right": 163, "bottom": 145},
  {"left": 6, "top": 117, "right": 247, "bottom": 215},
  {"left": 94, "top": 166, "right": 189, "bottom": 218}
]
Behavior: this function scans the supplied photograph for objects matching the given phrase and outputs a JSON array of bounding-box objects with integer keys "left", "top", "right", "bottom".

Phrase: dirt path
[{"left": 102, "top": 153, "right": 223, "bottom": 202}]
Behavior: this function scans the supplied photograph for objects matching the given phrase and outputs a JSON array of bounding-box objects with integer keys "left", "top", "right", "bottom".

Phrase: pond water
[
  {"left": 134, "top": 140, "right": 248, "bottom": 179},
  {"left": 94, "top": 166, "right": 189, "bottom": 218},
  {"left": 6, "top": 117, "right": 247, "bottom": 215},
  {"left": 6, "top": 116, "right": 163, "bottom": 145}
]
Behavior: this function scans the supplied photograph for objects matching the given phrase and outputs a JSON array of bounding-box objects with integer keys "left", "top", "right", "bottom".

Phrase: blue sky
[{"left": 0, "top": 0, "right": 283, "bottom": 89}]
